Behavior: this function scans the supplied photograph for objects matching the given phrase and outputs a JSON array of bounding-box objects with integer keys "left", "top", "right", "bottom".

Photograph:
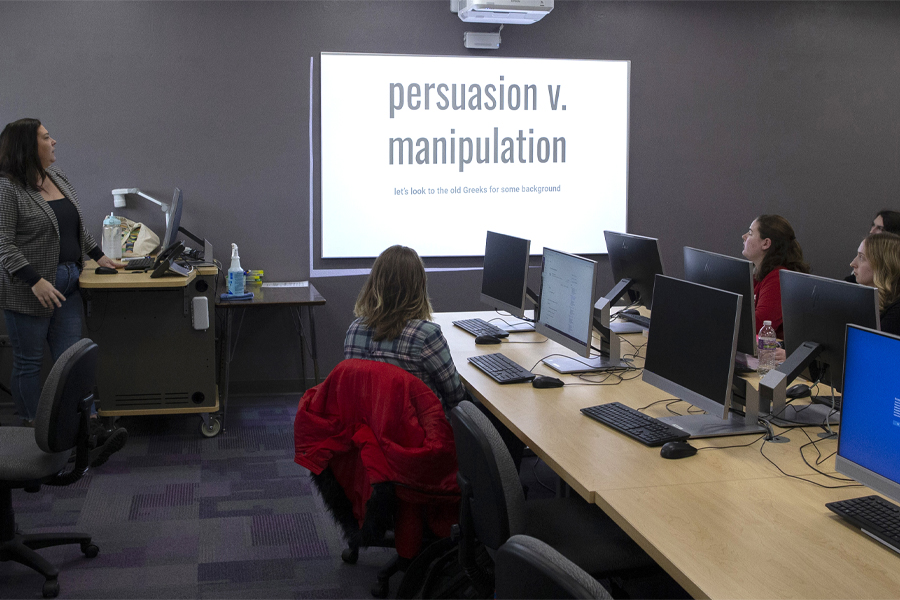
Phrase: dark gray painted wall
[{"left": 2, "top": 1, "right": 898, "bottom": 390}]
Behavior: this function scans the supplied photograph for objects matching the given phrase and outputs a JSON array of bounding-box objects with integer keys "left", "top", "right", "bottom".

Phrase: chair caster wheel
[
  {"left": 81, "top": 542, "right": 99, "bottom": 558},
  {"left": 341, "top": 547, "right": 359, "bottom": 564},
  {"left": 42, "top": 579, "right": 60, "bottom": 598},
  {"left": 370, "top": 579, "right": 389, "bottom": 598}
]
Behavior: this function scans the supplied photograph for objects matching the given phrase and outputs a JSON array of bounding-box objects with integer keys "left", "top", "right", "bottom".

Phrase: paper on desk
[{"left": 261, "top": 281, "right": 308, "bottom": 288}]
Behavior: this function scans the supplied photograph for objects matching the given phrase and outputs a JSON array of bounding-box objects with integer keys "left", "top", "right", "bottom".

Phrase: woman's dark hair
[
  {"left": 755, "top": 214, "right": 810, "bottom": 281},
  {"left": 876, "top": 210, "right": 900, "bottom": 235},
  {"left": 354, "top": 245, "right": 433, "bottom": 341},
  {"left": 0, "top": 118, "right": 45, "bottom": 190}
]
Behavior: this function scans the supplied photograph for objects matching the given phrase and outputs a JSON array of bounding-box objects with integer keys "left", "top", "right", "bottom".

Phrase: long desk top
[{"left": 435, "top": 311, "right": 900, "bottom": 599}]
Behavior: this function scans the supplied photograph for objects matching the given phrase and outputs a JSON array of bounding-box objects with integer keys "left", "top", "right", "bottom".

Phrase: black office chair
[
  {"left": 496, "top": 534, "right": 613, "bottom": 599},
  {"left": 450, "top": 401, "right": 658, "bottom": 598},
  {"left": 0, "top": 339, "right": 117, "bottom": 598}
]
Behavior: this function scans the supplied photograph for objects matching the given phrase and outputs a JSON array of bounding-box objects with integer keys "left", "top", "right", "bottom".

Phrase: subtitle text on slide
[{"left": 393, "top": 185, "right": 561, "bottom": 196}]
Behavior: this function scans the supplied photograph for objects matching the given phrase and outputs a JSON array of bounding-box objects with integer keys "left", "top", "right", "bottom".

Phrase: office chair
[
  {"left": 496, "top": 535, "right": 613, "bottom": 599},
  {"left": 294, "top": 359, "right": 460, "bottom": 598},
  {"left": 450, "top": 400, "right": 658, "bottom": 598},
  {"left": 0, "top": 339, "right": 112, "bottom": 599}
]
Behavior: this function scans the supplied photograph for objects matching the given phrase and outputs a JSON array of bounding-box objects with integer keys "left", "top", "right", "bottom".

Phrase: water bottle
[
  {"left": 757, "top": 320, "right": 778, "bottom": 376},
  {"left": 101, "top": 213, "right": 122, "bottom": 260},
  {"left": 228, "top": 243, "right": 245, "bottom": 295}
]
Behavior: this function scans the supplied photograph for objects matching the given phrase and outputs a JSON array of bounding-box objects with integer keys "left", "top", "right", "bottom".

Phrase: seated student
[
  {"left": 344, "top": 244, "right": 466, "bottom": 413},
  {"left": 846, "top": 210, "right": 900, "bottom": 282},
  {"left": 741, "top": 214, "right": 810, "bottom": 341},
  {"left": 850, "top": 232, "right": 900, "bottom": 335}
]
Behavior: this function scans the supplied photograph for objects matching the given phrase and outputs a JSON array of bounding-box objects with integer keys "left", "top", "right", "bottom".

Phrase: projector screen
[{"left": 320, "top": 53, "right": 629, "bottom": 259}]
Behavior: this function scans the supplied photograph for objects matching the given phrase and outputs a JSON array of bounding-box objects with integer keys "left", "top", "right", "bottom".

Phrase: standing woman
[
  {"left": 741, "top": 214, "right": 810, "bottom": 340},
  {"left": 0, "top": 118, "right": 122, "bottom": 425},
  {"left": 850, "top": 232, "right": 900, "bottom": 335}
]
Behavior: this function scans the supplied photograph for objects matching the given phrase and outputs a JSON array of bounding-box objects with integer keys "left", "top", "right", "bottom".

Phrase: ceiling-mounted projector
[{"left": 458, "top": 0, "right": 553, "bottom": 24}]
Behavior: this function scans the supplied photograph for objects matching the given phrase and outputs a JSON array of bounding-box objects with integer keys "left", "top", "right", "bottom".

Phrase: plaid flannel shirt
[
  {"left": 344, "top": 318, "right": 467, "bottom": 412},
  {"left": 0, "top": 165, "right": 99, "bottom": 317}
]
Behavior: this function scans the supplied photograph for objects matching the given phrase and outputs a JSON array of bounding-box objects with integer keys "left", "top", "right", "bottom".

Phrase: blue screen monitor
[{"left": 835, "top": 325, "right": 900, "bottom": 511}]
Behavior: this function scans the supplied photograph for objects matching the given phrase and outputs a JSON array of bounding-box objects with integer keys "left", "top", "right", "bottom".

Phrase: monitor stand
[{"left": 541, "top": 297, "right": 629, "bottom": 374}]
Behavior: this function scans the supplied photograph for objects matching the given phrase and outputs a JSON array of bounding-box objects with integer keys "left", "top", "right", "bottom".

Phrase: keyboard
[
  {"left": 124, "top": 257, "right": 155, "bottom": 270},
  {"left": 580, "top": 402, "right": 690, "bottom": 446},
  {"left": 453, "top": 318, "right": 509, "bottom": 339},
  {"left": 826, "top": 495, "right": 900, "bottom": 552},
  {"left": 467, "top": 353, "right": 535, "bottom": 384},
  {"left": 617, "top": 312, "right": 651, "bottom": 329}
]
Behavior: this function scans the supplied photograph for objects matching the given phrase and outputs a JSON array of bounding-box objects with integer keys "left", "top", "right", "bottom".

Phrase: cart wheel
[{"left": 200, "top": 416, "right": 221, "bottom": 438}]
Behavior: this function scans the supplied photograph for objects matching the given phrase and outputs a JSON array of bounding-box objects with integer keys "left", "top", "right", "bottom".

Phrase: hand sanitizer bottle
[
  {"left": 102, "top": 213, "right": 122, "bottom": 260},
  {"left": 228, "top": 243, "right": 245, "bottom": 295}
]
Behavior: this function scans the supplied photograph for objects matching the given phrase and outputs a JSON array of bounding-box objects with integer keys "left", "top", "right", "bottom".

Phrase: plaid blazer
[{"left": 0, "top": 165, "right": 99, "bottom": 317}]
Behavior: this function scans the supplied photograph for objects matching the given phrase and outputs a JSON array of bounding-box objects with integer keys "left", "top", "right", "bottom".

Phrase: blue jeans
[{"left": 4, "top": 262, "right": 84, "bottom": 421}]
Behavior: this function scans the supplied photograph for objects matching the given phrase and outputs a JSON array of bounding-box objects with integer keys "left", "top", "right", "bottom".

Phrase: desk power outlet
[{"left": 192, "top": 296, "right": 210, "bottom": 330}]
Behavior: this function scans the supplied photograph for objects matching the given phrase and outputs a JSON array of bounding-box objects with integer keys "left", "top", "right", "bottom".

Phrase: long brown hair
[
  {"left": 755, "top": 214, "right": 810, "bottom": 281},
  {"left": 865, "top": 232, "right": 900, "bottom": 312},
  {"left": 0, "top": 118, "right": 46, "bottom": 190},
  {"left": 354, "top": 245, "right": 433, "bottom": 341}
]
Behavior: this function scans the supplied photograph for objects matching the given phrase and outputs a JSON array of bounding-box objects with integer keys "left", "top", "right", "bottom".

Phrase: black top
[
  {"left": 13, "top": 196, "right": 103, "bottom": 286},
  {"left": 881, "top": 300, "right": 900, "bottom": 336}
]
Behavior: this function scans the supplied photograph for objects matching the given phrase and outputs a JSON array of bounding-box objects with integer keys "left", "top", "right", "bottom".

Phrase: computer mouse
[
  {"left": 532, "top": 375, "right": 564, "bottom": 389},
  {"left": 786, "top": 383, "right": 812, "bottom": 399},
  {"left": 659, "top": 440, "right": 697, "bottom": 459},
  {"left": 94, "top": 266, "right": 118, "bottom": 275},
  {"left": 474, "top": 335, "right": 503, "bottom": 345}
]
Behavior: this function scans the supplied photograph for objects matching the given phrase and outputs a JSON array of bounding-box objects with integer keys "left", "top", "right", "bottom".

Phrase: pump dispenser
[{"left": 228, "top": 243, "right": 245, "bottom": 295}]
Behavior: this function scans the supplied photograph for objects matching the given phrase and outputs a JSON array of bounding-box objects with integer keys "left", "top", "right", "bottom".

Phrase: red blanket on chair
[{"left": 294, "top": 359, "right": 460, "bottom": 558}]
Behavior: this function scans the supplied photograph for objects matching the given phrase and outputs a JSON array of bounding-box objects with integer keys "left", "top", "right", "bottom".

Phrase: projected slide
[{"left": 321, "top": 53, "right": 629, "bottom": 258}]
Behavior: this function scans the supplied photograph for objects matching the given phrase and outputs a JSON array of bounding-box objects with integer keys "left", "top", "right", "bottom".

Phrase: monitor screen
[
  {"left": 603, "top": 231, "right": 664, "bottom": 308},
  {"left": 835, "top": 325, "right": 900, "bottom": 503},
  {"left": 644, "top": 275, "right": 741, "bottom": 424},
  {"left": 683, "top": 247, "right": 757, "bottom": 357},
  {"left": 481, "top": 231, "right": 531, "bottom": 318},
  {"left": 534, "top": 248, "right": 597, "bottom": 358},
  {"left": 160, "top": 188, "right": 183, "bottom": 252},
  {"left": 780, "top": 271, "right": 879, "bottom": 393}
]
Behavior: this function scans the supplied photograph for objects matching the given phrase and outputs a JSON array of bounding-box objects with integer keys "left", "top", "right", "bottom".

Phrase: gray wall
[{"left": 2, "top": 1, "right": 898, "bottom": 391}]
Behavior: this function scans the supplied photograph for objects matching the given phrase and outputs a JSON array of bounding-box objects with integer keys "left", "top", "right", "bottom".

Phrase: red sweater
[{"left": 754, "top": 266, "right": 786, "bottom": 339}]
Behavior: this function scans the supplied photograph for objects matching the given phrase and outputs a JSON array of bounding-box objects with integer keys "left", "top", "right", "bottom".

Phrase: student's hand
[
  {"left": 97, "top": 255, "right": 125, "bottom": 269},
  {"left": 31, "top": 278, "right": 65, "bottom": 308}
]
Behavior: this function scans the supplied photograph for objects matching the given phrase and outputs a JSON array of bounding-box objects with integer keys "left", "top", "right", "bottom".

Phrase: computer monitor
[
  {"left": 603, "top": 231, "right": 665, "bottom": 309},
  {"left": 644, "top": 275, "right": 765, "bottom": 438},
  {"left": 480, "top": 231, "right": 537, "bottom": 331},
  {"left": 683, "top": 247, "right": 757, "bottom": 358},
  {"left": 759, "top": 271, "right": 879, "bottom": 425},
  {"left": 835, "top": 325, "right": 900, "bottom": 530},
  {"left": 536, "top": 248, "right": 629, "bottom": 374},
  {"left": 160, "top": 188, "right": 183, "bottom": 252}
]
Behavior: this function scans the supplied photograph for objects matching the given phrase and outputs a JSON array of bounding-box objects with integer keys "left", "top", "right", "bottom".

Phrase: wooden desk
[
  {"left": 215, "top": 282, "right": 325, "bottom": 430},
  {"left": 80, "top": 261, "right": 221, "bottom": 435},
  {"left": 434, "top": 311, "right": 900, "bottom": 599}
]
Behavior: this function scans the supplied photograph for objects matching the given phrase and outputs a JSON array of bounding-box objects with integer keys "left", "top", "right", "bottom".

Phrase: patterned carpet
[{"left": 2, "top": 395, "right": 396, "bottom": 599}]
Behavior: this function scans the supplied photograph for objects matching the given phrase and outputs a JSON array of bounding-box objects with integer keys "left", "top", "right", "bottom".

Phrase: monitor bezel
[
  {"left": 835, "top": 324, "right": 900, "bottom": 504},
  {"left": 682, "top": 246, "right": 757, "bottom": 357},
  {"left": 480, "top": 231, "right": 531, "bottom": 319},
  {"left": 534, "top": 247, "right": 597, "bottom": 359}
]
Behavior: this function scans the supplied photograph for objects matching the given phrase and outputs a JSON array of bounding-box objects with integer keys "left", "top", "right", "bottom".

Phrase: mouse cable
[
  {"left": 758, "top": 439, "right": 863, "bottom": 489},
  {"left": 695, "top": 433, "right": 768, "bottom": 452}
]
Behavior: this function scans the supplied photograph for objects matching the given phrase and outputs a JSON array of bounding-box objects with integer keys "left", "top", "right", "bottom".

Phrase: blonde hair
[
  {"left": 354, "top": 245, "right": 433, "bottom": 341},
  {"left": 865, "top": 232, "right": 900, "bottom": 312}
]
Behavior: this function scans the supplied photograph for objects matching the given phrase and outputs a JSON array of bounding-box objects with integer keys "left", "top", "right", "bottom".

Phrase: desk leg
[{"left": 308, "top": 306, "right": 320, "bottom": 385}]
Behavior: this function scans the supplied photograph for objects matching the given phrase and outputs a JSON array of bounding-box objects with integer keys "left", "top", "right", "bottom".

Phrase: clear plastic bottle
[
  {"left": 757, "top": 320, "right": 778, "bottom": 376},
  {"left": 102, "top": 213, "right": 122, "bottom": 260},
  {"left": 227, "top": 243, "right": 245, "bottom": 295}
]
